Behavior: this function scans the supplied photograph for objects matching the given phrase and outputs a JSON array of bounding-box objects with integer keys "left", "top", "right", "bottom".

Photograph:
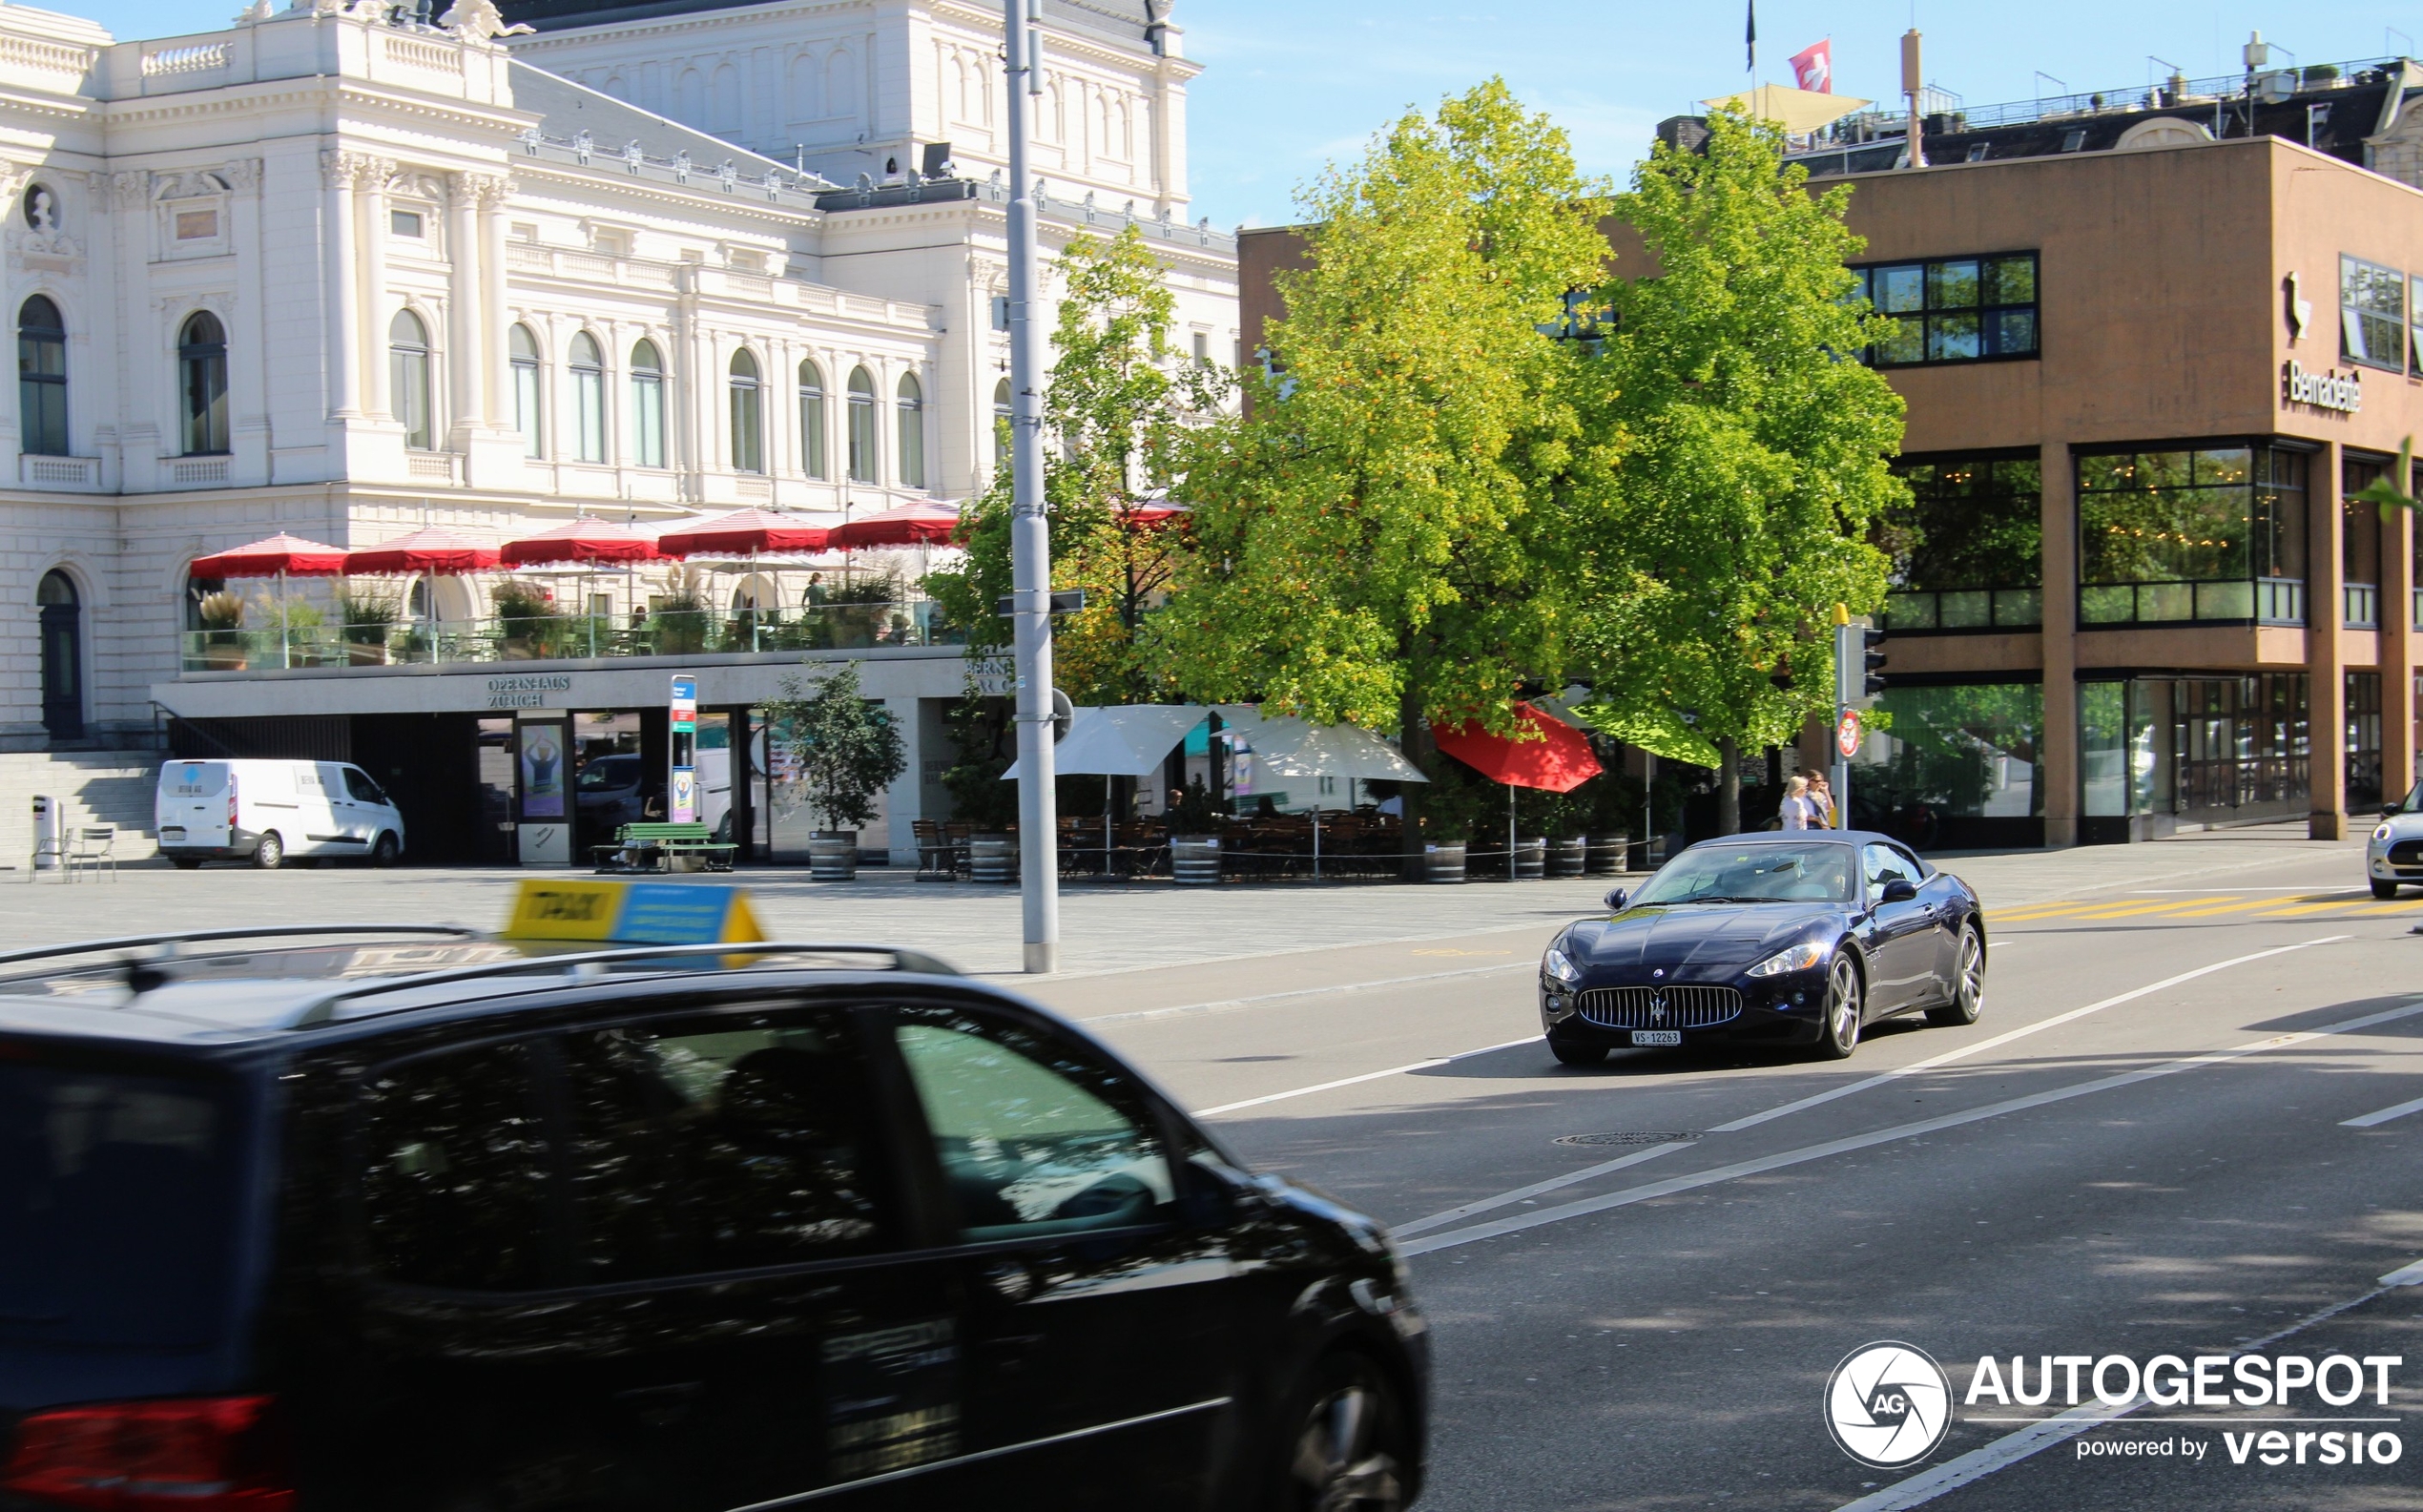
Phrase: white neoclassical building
[{"left": 0, "top": 0, "right": 1234, "bottom": 860}]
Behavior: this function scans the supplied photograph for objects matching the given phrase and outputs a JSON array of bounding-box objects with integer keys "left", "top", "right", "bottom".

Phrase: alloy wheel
[
  {"left": 1819, "top": 956, "right": 1862, "bottom": 1059},
  {"left": 1290, "top": 1377, "right": 1406, "bottom": 1512},
  {"left": 1929, "top": 930, "right": 1985, "bottom": 1026}
]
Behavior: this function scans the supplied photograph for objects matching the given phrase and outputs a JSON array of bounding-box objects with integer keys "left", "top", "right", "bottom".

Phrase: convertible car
[{"left": 1539, "top": 831, "right": 1986, "bottom": 1064}]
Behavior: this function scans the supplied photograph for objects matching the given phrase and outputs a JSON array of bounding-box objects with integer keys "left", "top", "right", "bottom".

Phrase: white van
[{"left": 155, "top": 759, "right": 408, "bottom": 870}]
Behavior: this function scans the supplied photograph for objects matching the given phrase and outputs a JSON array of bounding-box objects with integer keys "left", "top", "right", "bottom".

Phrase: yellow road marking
[
  {"left": 2062, "top": 899, "right": 2226, "bottom": 920},
  {"left": 2257, "top": 896, "right": 2379, "bottom": 917},
  {"left": 2164, "top": 895, "right": 2341, "bottom": 919}
]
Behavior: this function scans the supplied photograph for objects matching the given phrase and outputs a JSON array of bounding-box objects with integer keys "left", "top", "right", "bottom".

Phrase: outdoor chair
[{"left": 64, "top": 825, "right": 115, "bottom": 880}]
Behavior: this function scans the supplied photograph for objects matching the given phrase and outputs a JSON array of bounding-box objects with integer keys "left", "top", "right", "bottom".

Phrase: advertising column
[
  {"left": 670, "top": 674, "right": 698, "bottom": 824},
  {"left": 516, "top": 713, "right": 571, "bottom": 866}
]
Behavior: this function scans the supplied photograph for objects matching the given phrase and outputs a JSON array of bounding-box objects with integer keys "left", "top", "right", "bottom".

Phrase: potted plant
[
  {"left": 281, "top": 598, "right": 326, "bottom": 668},
  {"left": 197, "top": 591, "right": 246, "bottom": 670},
  {"left": 337, "top": 587, "right": 398, "bottom": 666},
  {"left": 494, "top": 580, "right": 562, "bottom": 660},
  {"left": 650, "top": 570, "right": 712, "bottom": 655},
  {"left": 764, "top": 659, "right": 907, "bottom": 880}
]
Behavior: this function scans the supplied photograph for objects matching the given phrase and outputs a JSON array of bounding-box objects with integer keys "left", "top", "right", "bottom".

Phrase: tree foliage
[
  {"left": 1568, "top": 110, "right": 1905, "bottom": 757},
  {"left": 763, "top": 659, "right": 906, "bottom": 832},
  {"left": 925, "top": 226, "right": 1224, "bottom": 705},
  {"left": 1154, "top": 79, "right": 1612, "bottom": 746}
]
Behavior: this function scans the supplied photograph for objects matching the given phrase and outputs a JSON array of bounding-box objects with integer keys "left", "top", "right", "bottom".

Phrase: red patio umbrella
[
  {"left": 655, "top": 508, "right": 831, "bottom": 558},
  {"left": 1118, "top": 501, "right": 1190, "bottom": 528},
  {"left": 187, "top": 533, "right": 348, "bottom": 579},
  {"left": 1433, "top": 703, "right": 1605, "bottom": 792},
  {"left": 342, "top": 527, "right": 503, "bottom": 576},
  {"left": 499, "top": 517, "right": 664, "bottom": 567},
  {"left": 825, "top": 501, "right": 962, "bottom": 548}
]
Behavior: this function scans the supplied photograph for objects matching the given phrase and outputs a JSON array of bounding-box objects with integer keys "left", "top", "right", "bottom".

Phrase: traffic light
[{"left": 1861, "top": 628, "right": 1889, "bottom": 698}]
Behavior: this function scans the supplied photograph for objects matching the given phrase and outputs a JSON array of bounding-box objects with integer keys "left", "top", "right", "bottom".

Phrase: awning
[
  {"left": 1215, "top": 706, "right": 1428, "bottom": 783},
  {"left": 1003, "top": 705, "right": 1208, "bottom": 778},
  {"left": 1433, "top": 704, "right": 1604, "bottom": 792},
  {"left": 1703, "top": 83, "right": 1870, "bottom": 134}
]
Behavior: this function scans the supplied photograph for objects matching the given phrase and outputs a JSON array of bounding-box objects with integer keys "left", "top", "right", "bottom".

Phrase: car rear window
[
  {"left": 0, "top": 1056, "right": 242, "bottom": 1347},
  {"left": 160, "top": 762, "right": 228, "bottom": 798}
]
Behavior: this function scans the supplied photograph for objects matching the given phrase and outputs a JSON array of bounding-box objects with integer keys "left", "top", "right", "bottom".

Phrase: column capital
[{"left": 454, "top": 171, "right": 513, "bottom": 211}]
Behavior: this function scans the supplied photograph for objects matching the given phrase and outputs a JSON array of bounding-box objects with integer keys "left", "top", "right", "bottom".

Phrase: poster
[{"left": 520, "top": 723, "right": 567, "bottom": 819}]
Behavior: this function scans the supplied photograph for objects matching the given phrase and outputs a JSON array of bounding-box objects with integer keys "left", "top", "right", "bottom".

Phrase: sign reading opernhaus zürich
[{"left": 1825, "top": 1338, "right": 2404, "bottom": 1475}]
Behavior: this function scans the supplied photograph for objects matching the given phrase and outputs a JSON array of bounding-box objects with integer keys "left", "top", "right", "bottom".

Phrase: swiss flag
[{"left": 1791, "top": 38, "right": 1833, "bottom": 93}]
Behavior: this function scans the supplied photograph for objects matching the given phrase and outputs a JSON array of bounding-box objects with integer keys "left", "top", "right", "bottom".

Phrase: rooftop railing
[{"left": 180, "top": 601, "right": 965, "bottom": 673}]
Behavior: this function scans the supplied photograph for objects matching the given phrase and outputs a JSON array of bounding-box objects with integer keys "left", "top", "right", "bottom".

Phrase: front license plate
[{"left": 1631, "top": 1030, "right": 1683, "bottom": 1046}]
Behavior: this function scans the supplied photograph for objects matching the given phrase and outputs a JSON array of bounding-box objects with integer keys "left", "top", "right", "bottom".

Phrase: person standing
[
  {"left": 1779, "top": 774, "right": 1812, "bottom": 830},
  {"left": 1806, "top": 770, "right": 1838, "bottom": 828}
]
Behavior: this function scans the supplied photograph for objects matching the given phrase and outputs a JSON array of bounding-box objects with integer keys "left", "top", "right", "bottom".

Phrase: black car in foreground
[
  {"left": 1539, "top": 832, "right": 1986, "bottom": 1064},
  {"left": 0, "top": 928, "right": 1425, "bottom": 1512}
]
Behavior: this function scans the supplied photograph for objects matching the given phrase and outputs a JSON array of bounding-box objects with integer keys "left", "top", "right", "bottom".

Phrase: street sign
[
  {"left": 669, "top": 674, "right": 697, "bottom": 734},
  {"left": 670, "top": 673, "right": 698, "bottom": 823},
  {"left": 1836, "top": 707, "right": 1863, "bottom": 759}
]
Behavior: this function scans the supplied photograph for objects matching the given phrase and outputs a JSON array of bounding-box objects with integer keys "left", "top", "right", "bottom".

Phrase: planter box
[
  {"left": 1548, "top": 836, "right": 1587, "bottom": 878},
  {"left": 808, "top": 830, "right": 859, "bottom": 880},
  {"left": 1171, "top": 835, "right": 1221, "bottom": 885},
  {"left": 1423, "top": 841, "right": 1467, "bottom": 883},
  {"left": 1585, "top": 834, "right": 1631, "bottom": 875},
  {"left": 968, "top": 833, "right": 1017, "bottom": 883}
]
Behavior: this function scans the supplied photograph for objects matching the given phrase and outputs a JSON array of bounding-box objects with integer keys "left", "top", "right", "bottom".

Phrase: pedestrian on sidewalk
[{"left": 1779, "top": 774, "right": 1812, "bottom": 830}]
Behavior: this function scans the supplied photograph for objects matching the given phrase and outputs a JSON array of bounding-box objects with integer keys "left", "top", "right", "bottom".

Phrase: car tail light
[
  {"left": 226, "top": 772, "right": 238, "bottom": 832},
  {"left": 3, "top": 1395, "right": 296, "bottom": 1510}
]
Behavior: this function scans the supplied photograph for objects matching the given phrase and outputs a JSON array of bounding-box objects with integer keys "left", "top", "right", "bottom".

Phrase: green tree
[
  {"left": 1155, "top": 79, "right": 1612, "bottom": 859},
  {"left": 1569, "top": 109, "right": 1906, "bottom": 826},
  {"left": 762, "top": 659, "right": 906, "bottom": 834},
  {"left": 925, "top": 225, "right": 1225, "bottom": 705}
]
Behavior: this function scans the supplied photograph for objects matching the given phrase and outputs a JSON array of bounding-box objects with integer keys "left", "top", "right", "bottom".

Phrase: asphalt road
[{"left": 1011, "top": 837, "right": 2423, "bottom": 1511}]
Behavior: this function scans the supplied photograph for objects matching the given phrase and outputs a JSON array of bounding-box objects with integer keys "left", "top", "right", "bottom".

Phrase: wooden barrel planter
[
  {"left": 1513, "top": 837, "right": 1546, "bottom": 880},
  {"left": 808, "top": 831, "right": 859, "bottom": 881},
  {"left": 1585, "top": 834, "right": 1630, "bottom": 876},
  {"left": 1548, "top": 836, "right": 1586, "bottom": 879},
  {"left": 1172, "top": 836, "right": 1222, "bottom": 885},
  {"left": 1423, "top": 841, "right": 1467, "bottom": 883},
  {"left": 968, "top": 834, "right": 1017, "bottom": 883}
]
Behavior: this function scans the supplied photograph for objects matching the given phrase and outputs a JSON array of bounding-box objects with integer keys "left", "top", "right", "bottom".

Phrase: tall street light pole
[{"left": 1005, "top": 0, "right": 1059, "bottom": 973}]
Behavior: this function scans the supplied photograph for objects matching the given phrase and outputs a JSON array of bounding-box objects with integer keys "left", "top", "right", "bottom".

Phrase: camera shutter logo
[{"left": 1826, "top": 1342, "right": 1952, "bottom": 1468}]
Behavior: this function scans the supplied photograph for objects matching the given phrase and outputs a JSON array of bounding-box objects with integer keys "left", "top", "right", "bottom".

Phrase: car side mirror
[
  {"left": 1604, "top": 888, "right": 1628, "bottom": 911},
  {"left": 1880, "top": 878, "right": 1919, "bottom": 903},
  {"left": 2383, "top": 805, "right": 2399, "bottom": 818}
]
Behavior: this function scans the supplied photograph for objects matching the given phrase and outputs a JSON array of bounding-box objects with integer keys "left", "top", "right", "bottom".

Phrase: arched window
[
  {"left": 570, "top": 332, "right": 606, "bottom": 464},
  {"left": 508, "top": 323, "right": 542, "bottom": 457},
  {"left": 177, "top": 310, "right": 228, "bottom": 456},
  {"left": 845, "top": 365, "right": 878, "bottom": 483},
  {"left": 896, "top": 370, "right": 925, "bottom": 489},
  {"left": 728, "top": 347, "right": 763, "bottom": 473},
  {"left": 630, "top": 340, "right": 666, "bottom": 467},
  {"left": 36, "top": 569, "right": 80, "bottom": 739},
  {"left": 387, "top": 309, "right": 432, "bottom": 451},
  {"left": 797, "top": 359, "right": 827, "bottom": 479},
  {"left": 992, "top": 376, "right": 1012, "bottom": 472},
  {"left": 17, "top": 296, "right": 66, "bottom": 457}
]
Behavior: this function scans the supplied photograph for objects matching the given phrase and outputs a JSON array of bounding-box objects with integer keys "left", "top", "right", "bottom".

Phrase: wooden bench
[{"left": 592, "top": 821, "right": 736, "bottom": 873}]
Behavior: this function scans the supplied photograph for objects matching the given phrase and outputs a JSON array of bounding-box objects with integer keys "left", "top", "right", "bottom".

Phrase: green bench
[{"left": 592, "top": 820, "right": 737, "bottom": 873}]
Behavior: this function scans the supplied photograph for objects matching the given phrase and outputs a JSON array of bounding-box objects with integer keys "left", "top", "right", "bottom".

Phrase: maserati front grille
[{"left": 1576, "top": 984, "right": 1744, "bottom": 1030}]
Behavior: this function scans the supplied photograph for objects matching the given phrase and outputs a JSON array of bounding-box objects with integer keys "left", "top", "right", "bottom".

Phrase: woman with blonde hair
[{"left": 1779, "top": 774, "right": 1812, "bottom": 830}]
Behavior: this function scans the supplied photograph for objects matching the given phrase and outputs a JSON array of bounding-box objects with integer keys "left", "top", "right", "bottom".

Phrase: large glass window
[
  {"left": 1852, "top": 253, "right": 2038, "bottom": 366},
  {"left": 630, "top": 339, "right": 666, "bottom": 468},
  {"left": 896, "top": 370, "right": 925, "bottom": 489},
  {"left": 2345, "top": 454, "right": 2388, "bottom": 628},
  {"left": 729, "top": 347, "right": 762, "bottom": 473},
  {"left": 17, "top": 295, "right": 66, "bottom": 457},
  {"left": 508, "top": 323, "right": 542, "bottom": 458},
  {"left": 2342, "top": 255, "right": 2406, "bottom": 373},
  {"left": 177, "top": 311, "right": 229, "bottom": 455},
  {"left": 797, "top": 359, "right": 827, "bottom": 479},
  {"left": 846, "top": 365, "right": 878, "bottom": 483},
  {"left": 569, "top": 332, "right": 605, "bottom": 464},
  {"left": 1880, "top": 454, "right": 2041, "bottom": 631},
  {"left": 558, "top": 1005, "right": 891, "bottom": 1282},
  {"left": 1845, "top": 682, "right": 2043, "bottom": 848},
  {"left": 387, "top": 309, "right": 432, "bottom": 452},
  {"left": 2077, "top": 445, "right": 2306, "bottom": 626}
]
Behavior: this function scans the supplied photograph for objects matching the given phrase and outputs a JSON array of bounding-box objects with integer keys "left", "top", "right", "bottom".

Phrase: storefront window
[
  {"left": 1844, "top": 681, "right": 2042, "bottom": 847},
  {"left": 1880, "top": 454, "right": 2041, "bottom": 631},
  {"left": 2077, "top": 445, "right": 2306, "bottom": 626},
  {"left": 1851, "top": 253, "right": 2038, "bottom": 366},
  {"left": 2345, "top": 455, "right": 2388, "bottom": 628},
  {"left": 2348, "top": 671, "right": 2382, "bottom": 813}
]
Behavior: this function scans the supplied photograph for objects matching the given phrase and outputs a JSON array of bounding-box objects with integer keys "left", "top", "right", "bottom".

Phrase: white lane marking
[
  {"left": 2341, "top": 1091, "right": 2423, "bottom": 1128},
  {"left": 1399, "top": 994, "right": 2423, "bottom": 1258},
  {"left": 2381, "top": 1257, "right": 2423, "bottom": 1287},
  {"left": 1394, "top": 1142, "right": 1688, "bottom": 1237},
  {"left": 1709, "top": 937, "right": 2349, "bottom": 1134},
  {"left": 1833, "top": 1279, "right": 2406, "bottom": 1511},
  {"left": 1195, "top": 1037, "right": 1540, "bottom": 1117},
  {"left": 1079, "top": 962, "right": 1530, "bottom": 1026}
]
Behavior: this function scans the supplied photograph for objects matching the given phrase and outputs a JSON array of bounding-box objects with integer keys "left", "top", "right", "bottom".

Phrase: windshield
[
  {"left": 2392, "top": 781, "right": 2423, "bottom": 815},
  {"left": 1629, "top": 843, "right": 1856, "bottom": 906},
  {"left": 0, "top": 1057, "right": 242, "bottom": 1348}
]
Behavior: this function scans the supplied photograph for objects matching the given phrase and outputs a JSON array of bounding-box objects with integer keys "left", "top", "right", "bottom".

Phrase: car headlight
[
  {"left": 2375, "top": 822, "right": 2396, "bottom": 843},
  {"left": 1543, "top": 945, "right": 1582, "bottom": 984},
  {"left": 1747, "top": 940, "right": 1830, "bottom": 977}
]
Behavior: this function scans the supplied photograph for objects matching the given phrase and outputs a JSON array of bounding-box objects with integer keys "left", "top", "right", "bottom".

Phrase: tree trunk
[
  {"left": 1717, "top": 735, "right": 1741, "bottom": 836},
  {"left": 1398, "top": 682, "right": 1431, "bottom": 881}
]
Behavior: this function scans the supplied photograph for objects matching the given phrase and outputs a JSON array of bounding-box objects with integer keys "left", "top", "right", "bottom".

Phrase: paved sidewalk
[{"left": 0, "top": 823, "right": 2356, "bottom": 978}]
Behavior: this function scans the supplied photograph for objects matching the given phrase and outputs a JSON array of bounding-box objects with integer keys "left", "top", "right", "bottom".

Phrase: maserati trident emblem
[{"left": 1648, "top": 991, "right": 1669, "bottom": 1025}]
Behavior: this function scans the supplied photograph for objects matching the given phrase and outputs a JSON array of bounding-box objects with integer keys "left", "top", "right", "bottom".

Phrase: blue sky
[{"left": 49, "top": 0, "right": 2423, "bottom": 228}]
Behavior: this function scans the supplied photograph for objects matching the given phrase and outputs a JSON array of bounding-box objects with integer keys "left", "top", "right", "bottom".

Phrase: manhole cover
[{"left": 1553, "top": 1130, "right": 1704, "bottom": 1148}]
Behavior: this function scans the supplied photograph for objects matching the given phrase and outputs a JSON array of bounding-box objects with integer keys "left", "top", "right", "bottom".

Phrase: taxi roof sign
[{"left": 502, "top": 879, "right": 766, "bottom": 945}]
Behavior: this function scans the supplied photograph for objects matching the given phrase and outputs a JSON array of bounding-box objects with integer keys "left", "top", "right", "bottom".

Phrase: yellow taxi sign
[{"left": 503, "top": 879, "right": 767, "bottom": 945}]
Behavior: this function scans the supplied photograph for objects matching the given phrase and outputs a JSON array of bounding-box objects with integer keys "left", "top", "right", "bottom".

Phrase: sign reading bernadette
[{"left": 2284, "top": 360, "right": 2363, "bottom": 414}]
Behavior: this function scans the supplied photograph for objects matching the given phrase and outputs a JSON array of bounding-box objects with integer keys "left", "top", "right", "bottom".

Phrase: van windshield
[{"left": 0, "top": 1057, "right": 241, "bottom": 1348}]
